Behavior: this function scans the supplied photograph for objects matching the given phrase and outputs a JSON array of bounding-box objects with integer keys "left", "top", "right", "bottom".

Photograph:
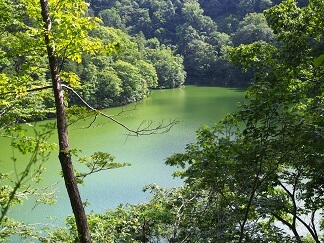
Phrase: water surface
[{"left": 0, "top": 86, "right": 244, "bottom": 226}]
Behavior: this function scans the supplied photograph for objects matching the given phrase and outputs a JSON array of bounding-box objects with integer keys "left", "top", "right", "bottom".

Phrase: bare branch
[
  {"left": 62, "top": 84, "right": 179, "bottom": 136},
  {"left": 83, "top": 112, "right": 99, "bottom": 129},
  {"left": 295, "top": 212, "right": 320, "bottom": 243},
  {"left": 0, "top": 137, "right": 45, "bottom": 222}
]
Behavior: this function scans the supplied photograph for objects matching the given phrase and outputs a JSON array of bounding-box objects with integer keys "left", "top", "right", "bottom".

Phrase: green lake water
[{"left": 0, "top": 86, "right": 244, "bottom": 227}]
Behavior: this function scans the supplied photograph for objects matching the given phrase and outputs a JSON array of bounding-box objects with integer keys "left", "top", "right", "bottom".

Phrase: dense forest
[
  {"left": 87, "top": 0, "right": 277, "bottom": 86},
  {"left": 59, "top": 0, "right": 281, "bottom": 109},
  {"left": 0, "top": 0, "right": 290, "bottom": 111},
  {"left": 1, "top": 0, "right": 323, "bottom": 242}
]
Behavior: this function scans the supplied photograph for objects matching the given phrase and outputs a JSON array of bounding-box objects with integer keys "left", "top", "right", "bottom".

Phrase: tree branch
[
  {"left": 62, "top": 84, "right": 179, "bottom": 136},
  {"left": 295, "top": 212, "right": 320, "bottom": 243},
  {"left": 0, "top": 85, "right": 53, "bottom": 97},
  {"left": 277, "top": 178, "right": 302, "bottom": 242}
]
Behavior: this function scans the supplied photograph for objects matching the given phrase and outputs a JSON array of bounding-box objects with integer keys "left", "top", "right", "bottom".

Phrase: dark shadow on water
[{"left": 183, "top": 83, "right": 247, "bottom": 92}]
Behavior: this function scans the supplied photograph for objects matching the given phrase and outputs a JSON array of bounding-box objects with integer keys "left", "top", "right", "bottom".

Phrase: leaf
[
  {"left": 60, "top": 71, "right": 81, "bottom": 88},
  {"left": 314, "top": 54, "right": 324, "bottom": 66}
]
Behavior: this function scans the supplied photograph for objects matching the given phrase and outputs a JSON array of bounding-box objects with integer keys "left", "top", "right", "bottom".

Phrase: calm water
[{"left": 0, "top": 86, "right": 243, "bottom": 226}]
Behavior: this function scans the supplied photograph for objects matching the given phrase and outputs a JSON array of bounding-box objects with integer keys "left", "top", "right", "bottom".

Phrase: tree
[
  {"left": 1, "top": 1, "right": 57, "bottom": 234},
  {"left": 166, "top": 0, "right": 324, "bottom": 241},
  {"left": 95, "top": 68, "right": 123, "bottom": 108},
  {"left": 198, "top": 0, "right": 238, "bottom": 20},
  {"left": 66, "top": 0, "right": 323, "bottom": 241},
  {"left": 63, "top": 26, "right": 161, "bottom": 109},
  {"left": 1, "top": 0, "right": 118, "bottom": 241},
  {"left": 237, "top": 0, "right": 273, "bottom": 16},
  {"left": 145, "top": 43, "right": 186, "bottom": 88},
  {"left": 114, "top": 60, "right": 144, "bottom": 103},
  {"left": 181, "top": 0, "right": 217, "bottom": 34},
  {"left": 39, "top": 0, "right": 104, "bottom": 241},
  {"left": 232, "top": 12, "right": 274, "bottom": 46},
  {"left": 1, "top": 2, "right": 178, "bottom": 240},
  {"left": 135, "top": 59, "right": 158, "bottom": 89},
  {"left": 98, "top": 8, "right": 126, "bottom": 31}
]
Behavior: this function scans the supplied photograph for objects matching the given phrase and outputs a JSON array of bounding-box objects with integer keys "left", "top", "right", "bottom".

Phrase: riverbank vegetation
[{"left": 1, "top": 0, "right": 323, "bottom": 242}]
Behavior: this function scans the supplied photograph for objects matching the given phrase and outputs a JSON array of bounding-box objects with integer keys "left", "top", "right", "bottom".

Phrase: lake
[{"left": 0, "top": 85, "right": 243, "bottom": 227}]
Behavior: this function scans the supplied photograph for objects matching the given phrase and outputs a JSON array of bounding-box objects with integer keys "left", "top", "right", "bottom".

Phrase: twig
[{"left": 62, "top": 84, "right": 179, "bottom": 136}]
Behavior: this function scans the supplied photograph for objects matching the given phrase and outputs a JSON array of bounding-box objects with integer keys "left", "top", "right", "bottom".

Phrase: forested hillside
[
  {"left": 87, "top": 0, "right": 281, "bottom": 85},
  {"left": 69, "top": 0, "right": 288, "bottom": 107},
  {"left": 0, "top": 0, "right": 298, "bottom": 111},
  {"left": 0, "top": 0, "right": 310, "bottom": 111},
  {"left": 65, "top": 27, "right": 186, "bottom": 108},
  {"left": 0, "top": 0, "right": 187, "bottom": 112}
]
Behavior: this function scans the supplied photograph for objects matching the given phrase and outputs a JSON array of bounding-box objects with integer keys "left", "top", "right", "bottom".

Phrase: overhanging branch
[
  {"left": 62, "top": 84, "right": 179, "bottom": 136},
  {"left": 0, "top": 85, "right": 53, "bottom": 98}
]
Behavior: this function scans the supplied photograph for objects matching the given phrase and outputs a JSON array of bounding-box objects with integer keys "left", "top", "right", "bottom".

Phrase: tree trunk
[{"left": 39, "top": 0, "right": 91, "bottom": 242}]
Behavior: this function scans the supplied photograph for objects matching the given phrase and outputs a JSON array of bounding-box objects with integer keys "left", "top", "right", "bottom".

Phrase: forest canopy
[{"left": 87, "top": 0, "right": 280, "bottom": 86}]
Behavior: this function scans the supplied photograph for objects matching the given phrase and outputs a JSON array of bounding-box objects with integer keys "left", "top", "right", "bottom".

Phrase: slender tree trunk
[{"left": 39, "top": 0, "right": 91, "bottom": 242}]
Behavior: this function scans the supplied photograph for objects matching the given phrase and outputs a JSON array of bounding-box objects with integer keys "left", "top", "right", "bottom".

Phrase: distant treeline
[
  {"left": 1, "top": 0, "right": 308, "bottom": 110},
  {"left": 65, "top": 27, "right": 186, "bottom": 109},
  {"left": 43, "top": 0, "right": 309, "bottom": 108},
  {"left": 84, "top": 0, "right": 306, "bottom": 89}
]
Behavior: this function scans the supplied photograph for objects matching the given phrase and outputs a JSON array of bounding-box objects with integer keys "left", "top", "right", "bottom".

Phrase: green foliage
[
  {"left": 229, "top": 40, "right": 278, "bottom": 73},
  {"left": 54, "top": 0, "right": 324, "bottom": 241},
  {"left": 65, "top": 26, "right": 165, "bottom": 108},
  {"left": 165, "top": 0, "right": 324, "bottom": 241},
  {"left": 2, "top": 0, "right": 323, "bottom": 241},
  {"left": 88, "top": 0, "right": 284, "bottom": 85},
  {"left": 0, "top": 0, "right": 123, "bottom": 240},
  {"left": 0, "top": 124, "right": 57, "bottom": 239},
  {"left": 95, "top": 68, "right": 123, "bottom": 107},
  {"left": 76, "top": 151, "right": 131, "bottom": 184},
  {"left": 237, "top": 0, "right": 274, "bottom": 16},
  {"left": 233, "top": 12, "right": 274, "bottom": 46},
  {"left": 145, "top": 42, "right": 186, "bottom": 88},
  {"left": 265, "top": 0, "right": 324, "bottom": 64},
  {"left": 113, "top": 60, "right": 145, "bottom": 103},
  {"left": 0, "top": 216, "right": 39, "bottom": 241},
  {"left": 181, "top": 0, "right": 217, "bottom": 34},
  {"left": 314, "top": 54, "right": 324, "bottom": 66},
  {"left": 98, "top": 8, "right": 126, "bottom": 31},
  {"left": 135, "top": 60, "right": 158, "bottom": 89},
  {"left": 22, "top": 0, "right": 115, "bottom": 63},
  {"left": 43, "top": 184, "right": 218, "bottom": 242}
]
